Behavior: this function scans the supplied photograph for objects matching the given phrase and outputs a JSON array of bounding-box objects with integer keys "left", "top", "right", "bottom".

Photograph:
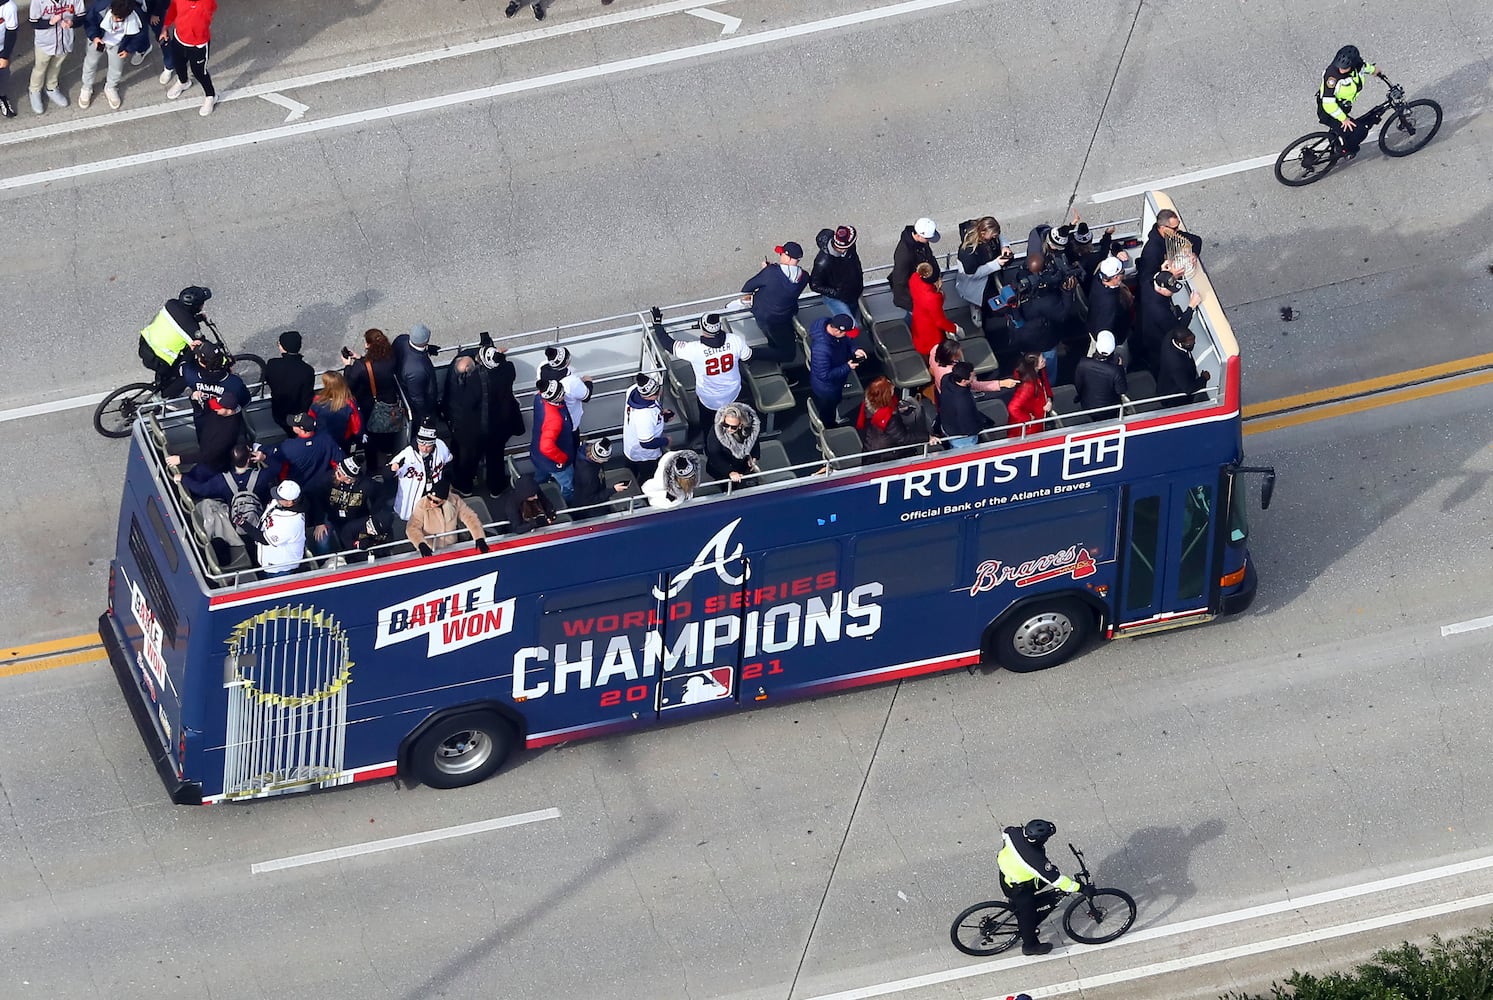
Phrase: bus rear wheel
[
  {"left": 408, "top": 711, "right": 516, "bottom": 789},
  {"left": 992, "top": 599, "right": 1093, "bottom": 673}
]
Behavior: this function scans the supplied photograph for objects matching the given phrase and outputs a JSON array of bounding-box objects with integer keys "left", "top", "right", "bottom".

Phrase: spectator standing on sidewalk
[
  {"left": 0, "top": 1, "right": 21, "bottom": 118},
  {"left": 505, "top": 0, "right": 546, "bottom": 22},
  {"left": 80, "top": 0, "right": 148, "bottom": 110},
  {"left": 140, "top": 0, "right": 177, "bottom": 84},
  {"left": 27, "top": 0, "right": 86, "bottom": 114},
  {"left": 160, "top": 0, "right": 216, "bottom": 116}
]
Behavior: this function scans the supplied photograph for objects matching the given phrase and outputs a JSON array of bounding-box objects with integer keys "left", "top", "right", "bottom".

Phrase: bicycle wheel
[
  {"left": 94, "top": 383, "right": 157, "bottom": 439},
  {"left": 950, "top": 900, "right": 1021, "bottom": 956},
  {"left": 232, "top": 352, "right": 267, "bottom": 398},
  {"left": 1274, "top": 132, "right": 1339, "bottom": 186},
  {"left": 1062, "top": 888, "right": 1137, "bottom": 944},
  {"left": 1378, "top": 99, "right": 1443, "bottom": 157}
]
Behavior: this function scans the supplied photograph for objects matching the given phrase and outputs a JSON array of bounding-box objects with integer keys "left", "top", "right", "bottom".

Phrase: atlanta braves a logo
[
  {"left": 969, "top": 545, "right": 1097, "bottom": 595},
  {"left": 652, "top": 518, "right": 748, "bottom": 600}
]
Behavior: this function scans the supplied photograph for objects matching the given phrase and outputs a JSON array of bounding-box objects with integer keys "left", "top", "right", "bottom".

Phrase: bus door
[
  {"left": 1117, "top": 481, "right": 1218, "bottom": 634},
  {"left": 651, "top": 552, "right": 749, "bottom": 721}
]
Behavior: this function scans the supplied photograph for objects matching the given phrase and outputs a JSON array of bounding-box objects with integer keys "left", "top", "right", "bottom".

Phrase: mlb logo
[{"left": 1062, "top": 427, "right": 1125, "bottom": 480}]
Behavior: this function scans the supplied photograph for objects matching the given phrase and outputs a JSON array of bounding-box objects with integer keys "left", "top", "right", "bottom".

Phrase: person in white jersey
[{"left": 673, "top": 312, "right": 753, "bottom": 433}]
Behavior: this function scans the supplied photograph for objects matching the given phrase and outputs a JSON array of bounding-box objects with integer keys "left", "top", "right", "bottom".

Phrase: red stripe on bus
[{"left": 352, "top": 763, "right": 399, "bottom": 782}]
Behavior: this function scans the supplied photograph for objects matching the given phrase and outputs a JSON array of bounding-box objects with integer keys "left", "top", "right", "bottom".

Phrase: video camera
[{"left": 1012, "top": 254, "right": 1083, "bottom": 302}]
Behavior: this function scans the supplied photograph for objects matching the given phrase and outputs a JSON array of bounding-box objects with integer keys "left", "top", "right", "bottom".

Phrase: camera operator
[{"left": 1010, "top": 251, "right": 1083, "bottom": 376}]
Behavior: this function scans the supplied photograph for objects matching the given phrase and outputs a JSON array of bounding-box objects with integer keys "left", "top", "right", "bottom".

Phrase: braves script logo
[
  {"left": 377, "top": 571, "right": 515, "bottom": 656},
  {"left": 651, "top": 518, "right": 748, "bottom": 600},
  {"left": 969, "top": 545, "right": 1097, "bottom": 595}
]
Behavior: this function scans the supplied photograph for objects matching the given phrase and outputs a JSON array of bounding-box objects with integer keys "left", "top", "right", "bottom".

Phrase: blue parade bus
[{"left": 100, "top": 191, "right": 1274, "bottom": 804}]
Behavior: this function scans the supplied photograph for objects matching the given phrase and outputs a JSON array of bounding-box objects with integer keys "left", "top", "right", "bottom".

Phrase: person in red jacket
[
  {"left": 1006, "top": 352, "right": 1054, "bottom": 439},
  {"left": 160, "top": 0, "right": 215, "bottom": 116},
  {"left": 908, "top": 262, "right": 959, "bottom": 358}
]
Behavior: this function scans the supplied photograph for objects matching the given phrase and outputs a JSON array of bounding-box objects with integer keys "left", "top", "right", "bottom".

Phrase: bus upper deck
[{"left": 130, "top": 191, "right": 1240, "bottom": 595}]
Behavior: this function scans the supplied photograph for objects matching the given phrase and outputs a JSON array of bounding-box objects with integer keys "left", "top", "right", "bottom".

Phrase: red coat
[
  {"left": 909, "top": 276, "right": 958, "bottom": 357},
  {"left": 1007, "top": 372, "right": 1053, "bottom": 438}
]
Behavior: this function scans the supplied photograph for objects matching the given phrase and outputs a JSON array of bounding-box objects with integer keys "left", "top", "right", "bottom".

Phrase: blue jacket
[
  {"left": 391, "top": 334, "right": 439, "bottom": 425},
  {"left": 742, "top": 264, "right": 808, "bottom": 323},
  {"left": 84, "top": 0, "right": 153, "bottom": 56},
  {"left": 808, "top": 318, "right": 859, "bottom": 397}
]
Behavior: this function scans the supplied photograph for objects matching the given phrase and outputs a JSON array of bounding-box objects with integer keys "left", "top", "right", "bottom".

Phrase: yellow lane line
[
  {"left": 1243, "top": 352, "right": 1493, "bottom": 419},
  {"left": 0, "top": 649, "right": 105, "bottom": 679},
  {"left": 1, "top": 631, "right": 101, "bottom": 661},
  {"left": 1246, "top": 371, "right": 1493, "bottom": 435}
]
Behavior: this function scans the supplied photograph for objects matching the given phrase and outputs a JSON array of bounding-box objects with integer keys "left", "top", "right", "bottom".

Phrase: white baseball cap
[
  {"left": 1097, "top": 256, "right": 1124, "bottom": 280},
  {"left": 1095, "top": 331, "right": 1117, "bottom": 356},
  {"left": 914, "top": 217, "right": 939, "bottom": 240},
  {"left": 275, "top": 480, "right": 301, "bottom": 502}
]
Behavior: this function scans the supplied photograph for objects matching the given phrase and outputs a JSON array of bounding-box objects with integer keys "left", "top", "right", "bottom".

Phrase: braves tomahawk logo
[
  {"left": 651, "top": 518, "right": 748, "bottom": 600},
  {"left": 969, "top": 545, "right": 1097, "bottom": 595}
]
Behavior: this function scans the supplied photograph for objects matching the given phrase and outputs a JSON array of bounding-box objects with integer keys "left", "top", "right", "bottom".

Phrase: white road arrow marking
[
  {"left": 687, "top": 7, "right": 741, "bottom": 34},
  {"left": 260, "top": 92, "right": 310, "bottom": 123}
]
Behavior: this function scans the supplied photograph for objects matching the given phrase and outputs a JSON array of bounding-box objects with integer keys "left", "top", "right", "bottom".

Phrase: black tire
[
  {"left": 1274, "top": 131, "right": 1339, "bottom": 186},
  {"left": 1062, "top": 888, "right": 1137, "bottom": 944},
  {"left": 950, "top": 900, "right": 1020, "bottom": 956},
  {"left": 407, "top": 711, "right": 516, "bottom": 789},
  {"left": 991, "top": 598, "right": 1093, "bottom": 673},
  {"left": 94, "top": 382, "right": 157, "bottom": 438},
  {"left": 1378, "top": 99, "right": 1443, "bottom": 157},
  {"left": 232, "top": 352, "right": 267, "bottom": 399}
]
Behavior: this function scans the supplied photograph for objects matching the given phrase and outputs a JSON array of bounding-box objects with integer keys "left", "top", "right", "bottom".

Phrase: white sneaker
[
  {"left": 29, "top": 91, "right": 44, "bottom": 114},
  {"left": 131, "top": 51, "right": 146, "bottom": 66},
  {"left": 199, "top": 95, "right": 215, "bottom": 116},
  {"left": 46, "top": 88, "right": 68, "bottom": 108},
  {"left": 78, "top": 86, "right": 93, "bottom": 109},
  {"left": 159, "top": 69, "right": 174, "bottom": 85},
  {"left": 105, "top": 86, "right": 121, "bottom": 110},
  {"left": 166, "top": 79, "right": 192, "bottom": 100}
]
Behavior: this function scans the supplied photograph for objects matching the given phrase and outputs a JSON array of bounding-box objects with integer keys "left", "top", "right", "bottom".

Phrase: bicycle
[
  {"left": 1274, "top": 76, "right": 1443, "bottom": 186},
  {"left": 94, "top": 319, "right": 267, "bottom": 439},
  {"left": 949, "top": 843, "right": 1137, "bottom": 956}
]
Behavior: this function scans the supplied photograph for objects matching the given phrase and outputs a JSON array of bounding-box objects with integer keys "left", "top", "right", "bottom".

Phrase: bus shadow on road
[{"left": 1092, "top": 818, "right": 1225, "bottom": 928}]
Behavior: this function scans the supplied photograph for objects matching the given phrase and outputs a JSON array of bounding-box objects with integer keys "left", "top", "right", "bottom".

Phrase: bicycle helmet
[
  {"left": 1333, "top": 45, "right": 1363, "bottom": 72},
  {"left": 194, "top": 343, "right": 228, "bottom": 373},
  {"left": 1023, "top": 819, "right": 1057, "bottom": 844},
  {"left": 178, "top": 285, "right": 212, "bottom": 311}
]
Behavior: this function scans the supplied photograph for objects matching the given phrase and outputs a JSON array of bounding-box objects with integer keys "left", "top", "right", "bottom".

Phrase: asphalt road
[{"left": 2, "top": 0, "right": 1492, "bottom": 997}]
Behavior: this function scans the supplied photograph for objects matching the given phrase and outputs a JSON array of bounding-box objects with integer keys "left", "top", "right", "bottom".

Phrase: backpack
[{"left": 224, "top": 470, "right": 266, "bottom": 532}]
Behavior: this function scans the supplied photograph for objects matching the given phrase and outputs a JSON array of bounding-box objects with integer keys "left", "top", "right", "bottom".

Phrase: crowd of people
[
  {"left": 1, "top": 0, "right": 218, "bottom": 118},
  {"left": 138, "top": 204, "right": 1213, "bottom": 578}
]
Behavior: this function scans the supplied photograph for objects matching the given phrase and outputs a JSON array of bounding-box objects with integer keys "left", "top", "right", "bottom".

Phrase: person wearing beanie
[
  {"left": 673, "top": 312, "right": 752, "bottom": 432},
  {"left": 496, "top": 473, "right": 556, "bottom": 535},
  {"left": 622, "top": 372, "right": 672, "bottom": 483},
  {"left": 530, "top": 378, "right": 576, "bottom": 501},
  {"left": 641, "top": 449, "right": 700, "bottom": 509},
  {"left": 538, "top": 344, "right": 594, "bottom": 448},
  {"left": 572, "top": 436, "right": 631, "bottom": 515},
  {"left": 391, "top": 323, "right": 440, "bottom": 428},
  {"left": 310, "top": 454, "right": 391, "bottom": 558},
  {"left": 264, "top": 328, "right": 315, "bottom": 436},
  {"left": 407, "top": 476, "right": 489, "bottom": 557},
  {"left": 1072, "top": 330, "right": 1129, "bottom": 422},
  {"left": 739, "top": 241, "right": 809, "bottom": 365},
  {"left": 388, "top": 418, "right": 452, "bottom": 520},
  {"left": 810, "top": 224, "right": 865, "bottom": 322}
]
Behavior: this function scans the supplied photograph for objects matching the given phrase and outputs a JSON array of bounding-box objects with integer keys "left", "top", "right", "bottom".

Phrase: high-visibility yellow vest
[{"left": 140, "top": 307, "right": 194, "bottom": 364}]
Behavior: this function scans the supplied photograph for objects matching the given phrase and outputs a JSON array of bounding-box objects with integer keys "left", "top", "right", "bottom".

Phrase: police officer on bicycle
[
  {"left": 138, "top": 285, "right": 212, "bottom": 395},
  {"left": 998, "top": 819, "right": 1082, "bottom": 955},
  {"left": 1318, "top": 45, "right": 1385, "bottom": 158}
]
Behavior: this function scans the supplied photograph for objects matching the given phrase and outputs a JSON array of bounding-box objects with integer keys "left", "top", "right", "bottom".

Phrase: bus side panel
[{"left": 103, "top": 437, "right": 211, "bottom": 799}]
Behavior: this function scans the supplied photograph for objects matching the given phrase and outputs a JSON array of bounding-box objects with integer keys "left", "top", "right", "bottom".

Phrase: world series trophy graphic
[{"left": 222, "top": 606, "right": 354, "bottom": 799}]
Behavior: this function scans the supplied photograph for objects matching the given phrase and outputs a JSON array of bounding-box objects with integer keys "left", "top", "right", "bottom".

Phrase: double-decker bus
[{"left": 100, "top": 191, "right": 1273, "bottom": 804}]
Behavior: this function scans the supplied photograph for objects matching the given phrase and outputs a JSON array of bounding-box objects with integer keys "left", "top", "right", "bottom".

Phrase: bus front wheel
[
  {"left": 408, "top": 711, "right": 516, "bottom": 789},
  {"left": 991, "top": 599, "right": 1093, "bottom": 673}
]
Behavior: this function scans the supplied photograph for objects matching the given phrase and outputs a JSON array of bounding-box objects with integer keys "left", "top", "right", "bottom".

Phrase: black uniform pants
[
  {"left": 1001, "top": 876, "right": 1045, "bottom": 948},
  {"left": 1319, "top": 105, "right": 1387, "bottom": 155},
  {"left": 482, "top": 433, "right": 516, "bottom": 496}
]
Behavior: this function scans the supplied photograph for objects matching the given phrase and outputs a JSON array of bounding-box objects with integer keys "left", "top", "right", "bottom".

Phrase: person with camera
[
  {"left": 955, "top": 217, "right": 1014, "bottom": 342},
  {"left": 808, "top": 313, "right": 866, "bottom": 428}
]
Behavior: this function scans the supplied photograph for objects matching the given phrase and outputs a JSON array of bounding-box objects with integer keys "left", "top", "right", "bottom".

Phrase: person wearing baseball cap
[
  {"left": 808, "top": 313, "right": 866, "bottom": 428},
  {"left": 530, "top": 378, "right": 576, "bottom": 501},
  {"left": 890, "top": 217, "right": 941, "bottom": 316},
  {"left": 1073, "top": 330, "right": 1129, "bottom": 423},
  {"left": 252, "top": 479, "right": 307, "bottom": 576},
  {"left": 810, "top": 224, "right": 865, "bottom": 326},
  {"left": 739, "top": 239, "right": 810, "bottom": 365},
  {"left": 1086, "top": 255, "right": 1134, "bottom": 363},
  {"left": 254, "top": 409, "right": 345, "bottom": 506}
]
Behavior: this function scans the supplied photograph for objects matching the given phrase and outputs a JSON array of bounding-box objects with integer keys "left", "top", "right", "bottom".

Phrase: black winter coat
[
  {"left": 1072, "top": 356, "right": 1129, "bottom": 418},
  {"left": 1085, "top": 280, "right": 1133, "bottom": 344},
  {"left": 889, "top": 226, "right": 937, "bottom": 312},
  {"left": 937, "top": 374, "right": 983, "bottom": 436},
  {"left": 391, "top": 334, "right": 438, "bottom": 426},
  {"left": 809, "top": 228, "right": 865, "bottom": 305},
  {"left": 264, "top": 353, "right": 315, "bottom": 424},
  {"left": 1136, "top": 224, "right": 1202, "bottom": 288},
  {"left": 1156, "top": 342, "right": 1209, "bottom": 407}
]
